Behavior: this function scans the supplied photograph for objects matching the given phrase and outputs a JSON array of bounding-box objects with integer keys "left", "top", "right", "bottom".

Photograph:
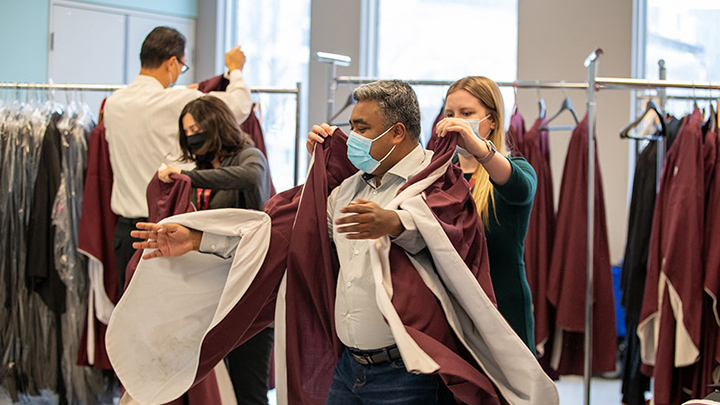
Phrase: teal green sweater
[{"left": 465, "top": 157, "right": 537, "bottom": 353}]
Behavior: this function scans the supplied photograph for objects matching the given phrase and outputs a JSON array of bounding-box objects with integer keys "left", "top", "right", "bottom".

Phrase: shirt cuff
[
  {"left": 199, "top": 232, "right": 241, "bottom": 259},
  {"left": 390, "top": 210, "right": 426, "bottom": 255}
]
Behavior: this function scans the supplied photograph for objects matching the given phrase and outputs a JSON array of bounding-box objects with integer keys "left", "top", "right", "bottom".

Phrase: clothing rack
[
  {"left": 321, "top": 51, "right": 720, "bottom": 405},
  {"left": 0, "top": 81, "right": 303, "bottom": 186}
]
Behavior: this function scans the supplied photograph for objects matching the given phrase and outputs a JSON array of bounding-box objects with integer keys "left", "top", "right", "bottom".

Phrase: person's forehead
[{"left": 350, "top": 100, "right": 382, "bottom": 124}]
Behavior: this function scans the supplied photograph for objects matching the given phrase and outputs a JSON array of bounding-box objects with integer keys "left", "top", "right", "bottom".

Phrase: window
[
  {"left": 373, "top": 0, "right": 518, "bottom": 144},
  {"left": 644, "top": 0, "right": 720, "bottom": 115},
  {"left": 234, "top": 0, "right": 310, "bottom": 191}
]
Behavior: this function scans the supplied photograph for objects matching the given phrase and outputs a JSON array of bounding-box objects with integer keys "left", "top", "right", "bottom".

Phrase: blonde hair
[{"left": 446, "top": 76, "right": 507, "bottom": 227}]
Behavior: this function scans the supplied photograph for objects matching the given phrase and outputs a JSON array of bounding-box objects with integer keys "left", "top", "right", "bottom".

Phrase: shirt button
[
  {"left": 211, "top": 244, "right": 217, "bottom": 250},
  {"left": 673, "top": 166, "right": 679, "bottom": 176},
  {"left": 346, "top": 282, "right": 352, "bottom": 288},
  {"left": 372, "top": 190, "right": 378, "bottom": 195},
  {"left": 354, "top": 250, "right": 359, "bottom": 255},
  {"left": 346, "top": 313, "right": 351, "bottom": 319}
]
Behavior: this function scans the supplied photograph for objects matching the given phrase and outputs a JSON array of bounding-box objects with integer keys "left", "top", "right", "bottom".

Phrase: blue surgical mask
[
  {"left": 346, "top": 125, "right": 397, "bottom": 173},
  {"left": 463, "top": 115, "right": 491, "bottom": 138}
]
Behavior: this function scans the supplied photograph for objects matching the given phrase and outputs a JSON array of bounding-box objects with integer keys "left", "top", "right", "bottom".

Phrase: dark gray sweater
[{"left": 181, "top": 147, "right": 272, "bottom": 211}]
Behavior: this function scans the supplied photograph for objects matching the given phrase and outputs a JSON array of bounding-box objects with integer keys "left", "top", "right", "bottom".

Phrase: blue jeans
[{"left": 326, "top": 348, "right": 453, "bottom": 404}]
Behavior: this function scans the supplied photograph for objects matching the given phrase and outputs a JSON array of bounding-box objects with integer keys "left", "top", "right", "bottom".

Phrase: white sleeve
[
  {"left": 206, "top": 69, "right": 253, "bottom": 124},
  {"left": 199, "top": 232, "right": 242, "bottom": 259},
  {"left": 389, "top": 210, "right": 427, "bottom": 255}
]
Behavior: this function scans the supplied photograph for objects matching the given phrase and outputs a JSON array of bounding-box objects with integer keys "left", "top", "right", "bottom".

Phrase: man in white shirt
[{"left": 104, "top": 26, "right": 252, "bottom": 296}]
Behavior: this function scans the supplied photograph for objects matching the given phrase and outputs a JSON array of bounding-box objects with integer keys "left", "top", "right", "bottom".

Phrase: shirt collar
[
  {"left": 131, "top": 75, "right": 165, "bottom": 89},
  {"left": 385, "top": 143, "right": 428, "bottom": 182}
]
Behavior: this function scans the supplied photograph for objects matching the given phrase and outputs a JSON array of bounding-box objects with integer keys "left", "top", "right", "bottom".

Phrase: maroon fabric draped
[
  {"left": 547, "top": 113, "right": 617, "bottom": 375},
  {"left": 521, "top": 117, "right": 556, "bottom": 367},
  {"left": 77, "top": 121, "right": 117, "bottom": 369},
  {"left": 185, "top": 129, "right": 507, "bottom": 404}
]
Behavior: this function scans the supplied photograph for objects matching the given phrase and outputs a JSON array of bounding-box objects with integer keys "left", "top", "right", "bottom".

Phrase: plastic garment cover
[
  {"left": 0, "top": 97, "right": 105, "bottom": 404},
  {"left": 53, "top": 102, "right": 105, "bottom": 403}
]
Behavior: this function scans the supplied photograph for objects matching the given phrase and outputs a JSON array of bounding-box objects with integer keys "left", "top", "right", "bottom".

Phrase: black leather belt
[{"left": 348, "top": 345, "right": 401, "bottom": 365}]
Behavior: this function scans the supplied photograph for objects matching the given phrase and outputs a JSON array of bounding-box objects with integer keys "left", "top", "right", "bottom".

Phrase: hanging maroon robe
[
  {"left": 77, "top": 121, "right": 117, "bottom": 369},
  {"left": 521, "top": 117, "right": 555, "bottom": 360},
  {"left": 547, "top": 113, "right": 617, "bottom": 375},
  {"left": 707, "top": 126, "right": 720, "bottom": 386},
  {"left": 638, "top": 110, "right": 705, "bottom": 405},
  {"left": 507, "top": 110, "right": 526, "bottom": 157}
]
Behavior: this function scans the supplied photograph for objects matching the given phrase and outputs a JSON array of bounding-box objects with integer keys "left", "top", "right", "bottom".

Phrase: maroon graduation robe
[
  {"left": 638, "top": 110, "right": 705, "bottom": 405},
  {"left": 521, "top": 117, "right": 555, "bottom": 360},
  {"left": 547, "top": 113, "right": 617, "bottom": 375},
  {"left": 77, "top": 121, "right": 117, "bottom": 369},
  {"left": 109, "top": 128, "right": 556, "bottom": 404},
  {"left": 506, "top": 110, "right": 526, "bottom": 157},
  {"left": 200, "top": 129, "right": 506, "bottom": 403}
]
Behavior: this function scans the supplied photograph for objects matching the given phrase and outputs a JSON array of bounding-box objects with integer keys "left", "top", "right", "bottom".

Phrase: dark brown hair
[{"left": 178, "top": 96, "right": 254, "bottom": 166}]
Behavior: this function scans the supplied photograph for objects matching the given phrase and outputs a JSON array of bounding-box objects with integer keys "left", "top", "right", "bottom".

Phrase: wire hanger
[
  {"left": 511, "top": 82, "right": 519, "bottom": 115},
  {"left": 540, "top": 84, "right": 578, "bottom": 130},
  {"left": 619, "top": 98, "right": 666, "bottom": 141},
  {"left": 536, "top": 82, "right": 546, "bottom": 119}
]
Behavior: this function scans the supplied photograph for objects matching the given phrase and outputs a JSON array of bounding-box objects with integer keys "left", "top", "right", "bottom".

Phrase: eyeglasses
[{"left": 177, "top": 59, "right": 190, "bottom": 74}]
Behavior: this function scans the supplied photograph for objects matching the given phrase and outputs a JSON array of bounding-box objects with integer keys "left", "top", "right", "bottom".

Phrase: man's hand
[
  {"left": 335, "top": 199, "right": 404, "bottom": 239},
  {"left": 306, "top": 123, "right": 337, "bottom": 154},
  {"left": 225, "top": 46, "right": 246, "bottom": 72},
  {"left": 158, "top": 165, "right": 181, "bottom": 183},
  {"left": 131, "top": 222, "right": 202, "bottom": 260}
]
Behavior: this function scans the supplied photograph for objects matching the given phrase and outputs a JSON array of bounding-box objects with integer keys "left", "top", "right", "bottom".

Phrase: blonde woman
[{"left": 436, "top": 76, "right": 538, "bottom": 353}]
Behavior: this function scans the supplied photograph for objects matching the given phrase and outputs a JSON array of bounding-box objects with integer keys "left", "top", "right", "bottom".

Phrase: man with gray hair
[{"left": 306, "top": 79, "right": 453, "bottom": 403}]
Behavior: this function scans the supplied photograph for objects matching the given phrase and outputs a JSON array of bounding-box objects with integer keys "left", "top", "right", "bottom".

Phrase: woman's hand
[
  {"left": 306, "top": 123, "right": 337, "bottom": 154},
  {"left": 131, "top": 222, "right": 202, "bottom": 260},
  {"left": 158, "top": 165, "right": 181, "bottom": 183},
  {"left": 435, "top": 117, "right": 489, "bottom": 158}
]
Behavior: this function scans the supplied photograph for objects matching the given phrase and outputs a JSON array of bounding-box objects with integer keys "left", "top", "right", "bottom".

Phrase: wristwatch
[{"left": 475, "top": 138, "right": 497, "bottom": 164}]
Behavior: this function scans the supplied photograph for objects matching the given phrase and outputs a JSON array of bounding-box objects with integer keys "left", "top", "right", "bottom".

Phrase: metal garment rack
[
  {"left": 0, "top": 81, "right": 303, "bottom": 186},
  {"left": 323, "top": 50, "right": 720, "bottom": 405}
]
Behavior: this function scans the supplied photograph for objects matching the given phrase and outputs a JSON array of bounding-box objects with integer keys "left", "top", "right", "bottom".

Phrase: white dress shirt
[
  {"left": 329, "top": 144, "right": 431, "bottom": 349},
  {"left": 104, "top": 70, "right": 252, "bottom": 218}
]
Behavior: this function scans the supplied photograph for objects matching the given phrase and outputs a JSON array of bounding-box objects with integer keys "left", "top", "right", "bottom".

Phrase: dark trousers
[
  {"left": 225, "top": 327, "right": 274, "bottom": 405},
  {"left": 326, "top": 348, "right": 454, "bottom": 404},
  {"left": 113, "top": 216, "right": 147, "bottom": 298}
]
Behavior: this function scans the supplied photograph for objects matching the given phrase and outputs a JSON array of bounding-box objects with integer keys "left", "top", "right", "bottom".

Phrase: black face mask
[{"left": 186, "top": 133, "right": 206, "bottom": 152}]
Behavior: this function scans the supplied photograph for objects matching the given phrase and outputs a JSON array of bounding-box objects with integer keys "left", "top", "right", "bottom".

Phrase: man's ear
[{"left": 393, "top": 122, "right": 408, "bottom": 143}]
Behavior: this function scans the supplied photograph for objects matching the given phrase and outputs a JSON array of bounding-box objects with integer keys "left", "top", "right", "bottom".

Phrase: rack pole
[
  {"left": 583, "top": 47, "right": 602, "bottom": 405},
  {"left": 656, "top": 60, "right": 667, "bottom": 193},
  {"left": 294, "top": 81, "right": 302, "bottom": 187}
]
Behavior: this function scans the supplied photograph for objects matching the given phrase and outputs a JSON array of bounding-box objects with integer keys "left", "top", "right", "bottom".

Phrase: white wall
[
  {"left": 517, "top": 0, "right": 633, "bottom": 265},
  {"left": 307, "top": 0, "right": 362, "bottom": 130}
]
